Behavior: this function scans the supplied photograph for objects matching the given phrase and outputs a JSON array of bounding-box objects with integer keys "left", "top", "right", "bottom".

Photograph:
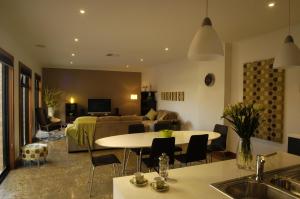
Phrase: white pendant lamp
[
  {"left": 188, "top": 0, "right": 224, "bottom": 61},
  {"left": 273, "top": 0, "right": 300, "bottom": 68}
]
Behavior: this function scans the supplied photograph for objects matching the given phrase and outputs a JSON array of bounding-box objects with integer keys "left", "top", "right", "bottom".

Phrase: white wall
[
  {"left": 142, "top": 47, "right": 229, "bottom": 131},
  {"left": 143, "top": 25, "right": 300, "bottom": 155},
  {"left": 229, "top": 24, "right": 300, "bottom": 154},
  {"left": 0, "top": 27, "right": 42, "bottom": 160}
]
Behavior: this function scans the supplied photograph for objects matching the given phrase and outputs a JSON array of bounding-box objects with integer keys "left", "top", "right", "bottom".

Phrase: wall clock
[{"left": 204, "top": 73, "right": 215, "bottom": 86}]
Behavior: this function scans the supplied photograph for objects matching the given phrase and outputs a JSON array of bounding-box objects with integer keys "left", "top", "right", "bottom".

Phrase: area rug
[{"left": 36, "top": 129, "right": 65, "bottom": 142}]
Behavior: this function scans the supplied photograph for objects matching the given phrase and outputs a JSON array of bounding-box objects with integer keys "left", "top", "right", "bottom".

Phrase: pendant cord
[
  {"left": 206, "top": 0, "right": 208, "bottom": 17},
  {"left": 289, "top": 0, "right": 291, "bottom": 34}
]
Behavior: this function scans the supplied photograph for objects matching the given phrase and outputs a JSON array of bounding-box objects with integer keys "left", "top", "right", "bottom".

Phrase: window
[
  {"left": 19, "top": 63, "right": 32, "bottom": 147},
  {"left": 0, "top": 48, "right": 14, "bottom": 183}
]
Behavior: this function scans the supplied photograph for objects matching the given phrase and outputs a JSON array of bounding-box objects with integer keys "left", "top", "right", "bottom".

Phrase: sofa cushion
[
  {"left": 145, "top": 108, "right": 157, "bottom": 120},
  {"left": 163, "top": 111, "right": 178, "bottom": 120},
  {"left": 157, "top": 111, "right": 168, "bottom": 121},
  {"left": 120, "top": 115, "right": 142, "bottom": 121},
  {"left": 97, "top": 116, "right": 120, "bottom": 122}
]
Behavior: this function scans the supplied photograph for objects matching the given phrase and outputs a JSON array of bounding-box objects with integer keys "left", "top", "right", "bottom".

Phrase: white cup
[
  {"left": 154, "top": 177, "right": 165, "bottom": 189},
  {"left": 134, "top": 172, "right": 144, "bottom": 184}
]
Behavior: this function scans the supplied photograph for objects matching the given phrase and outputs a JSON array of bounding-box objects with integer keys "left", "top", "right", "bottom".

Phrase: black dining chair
[
  {"left": 207, "top": 124, "right": 228, "bottom": 162},
  {"left": 125, "top": 124, "right": 148, "bottom": 171},
  {"left": 84, "top": 132, "right": 121, "bottom": 198},
  {"left": 154, "top": 121, "right": 172, "bottom": 131},
  {"left": 154, "top": 121, "right": 183, "bottom": 154},
  {"left": 175, "top": 134, "right": 209, "bottom": 166},
  {"left": 141, "top": 137, "right": 175, "bottom": 172}
]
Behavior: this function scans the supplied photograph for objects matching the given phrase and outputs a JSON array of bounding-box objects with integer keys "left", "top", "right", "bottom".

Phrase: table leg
[
  {"left": 138, "top": 148, "right": 143, "bottom": 172},
  {"left": 121, "top": 148, "right": 128, "bottom": 176}
]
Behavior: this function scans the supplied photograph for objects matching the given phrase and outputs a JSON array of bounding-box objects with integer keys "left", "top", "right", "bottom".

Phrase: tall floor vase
[{"left": 48, "top": 107, "right": 54, "bottom": 117}]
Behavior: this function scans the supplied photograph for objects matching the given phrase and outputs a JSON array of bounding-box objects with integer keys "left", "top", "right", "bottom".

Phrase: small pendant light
[
  {"left": 188, "top": 0, "right": 224, "bottom": 61},
  {"left": 273, "top": 0, "right": 300, "bottom": 68}
]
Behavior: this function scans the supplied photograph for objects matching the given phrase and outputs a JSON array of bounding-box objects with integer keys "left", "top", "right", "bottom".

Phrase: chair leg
[
  {"left": 121, "top": 148, "right": 128, "bottom": 176},
  {"left": 138, "top": 149, "right": 143, "bottom": 172},
  {"left": 88, "top": 164, "right": 92, "bottom": 183},
  {"left": 136, "top": 153, "right": 140, "bottom": 172},
  {"left": 116, "top": 164, "right": 121, "bottom": 176},
  {"left": 113, "top": 164, "right": 116, "bottom": 176},
  {"left": 210, "top": 152, "right": 213, "bottom": 163},
  {"left": 89, "top": 166, "right": 95, "bottom": 198},
  {"left": 125, "top": 150, "right": 131, "bottom": 171}
]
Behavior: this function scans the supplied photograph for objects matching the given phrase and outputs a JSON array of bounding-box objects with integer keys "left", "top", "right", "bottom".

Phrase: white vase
[{"left": 48, "top": 107, "right": 55, "bottom": 117}]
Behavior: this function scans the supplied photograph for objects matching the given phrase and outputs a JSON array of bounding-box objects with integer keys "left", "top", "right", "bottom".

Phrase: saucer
[
  {"left": 150, "top": 182, "right": 169, "bottom": 192},
  {"left": 130, "top": 177, "right": 148, "bottom": 187}
]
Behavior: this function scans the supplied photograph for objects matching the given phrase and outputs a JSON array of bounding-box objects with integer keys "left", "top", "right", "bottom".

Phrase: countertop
[
  {"left": 288, "top": 134, "right": 300, "bottom": 139},
  {"left": 113, "top": 152, "right": 300, "bottom": 199}
]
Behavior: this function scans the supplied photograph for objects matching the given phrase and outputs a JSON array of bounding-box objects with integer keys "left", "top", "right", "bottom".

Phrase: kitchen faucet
[{"left": 255, "top": 152, "right": 277, "bottom": 182}]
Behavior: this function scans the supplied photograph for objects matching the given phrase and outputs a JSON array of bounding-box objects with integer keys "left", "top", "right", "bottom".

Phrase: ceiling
[{"left": 1, "top": 0, "right": 300, "bottom": 70}]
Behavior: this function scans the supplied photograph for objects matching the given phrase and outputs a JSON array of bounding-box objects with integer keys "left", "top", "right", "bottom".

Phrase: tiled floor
[{"left": 0, "top": 138, "right": 227, "bottom": 199}]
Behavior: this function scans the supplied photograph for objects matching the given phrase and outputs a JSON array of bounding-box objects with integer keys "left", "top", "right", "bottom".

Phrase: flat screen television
[{"left": 88, "top": 99, "right": 111, "bottom": 114}]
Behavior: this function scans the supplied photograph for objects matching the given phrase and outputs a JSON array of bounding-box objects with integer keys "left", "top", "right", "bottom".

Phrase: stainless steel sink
[
  {"left": 212, "top": 178, "right": 297, "bottom": 199},
  {"left": 211, "top": 165, "right": 300, "bottom": 199},
  {"left": 270, "top": 177, "right": 300, "bottom": 197},
  {"left": 265, "top": 166, "right": 300, "bottom": 198}
]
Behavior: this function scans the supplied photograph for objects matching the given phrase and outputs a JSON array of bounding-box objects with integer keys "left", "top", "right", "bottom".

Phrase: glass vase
[{"left": 236, "top": 138, "right": 253, "bottom": 170}]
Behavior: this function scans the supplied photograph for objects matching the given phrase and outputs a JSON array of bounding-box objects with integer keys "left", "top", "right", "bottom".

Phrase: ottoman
[{"left": 21, "top": 143, "right": 48, "bottom": 167}]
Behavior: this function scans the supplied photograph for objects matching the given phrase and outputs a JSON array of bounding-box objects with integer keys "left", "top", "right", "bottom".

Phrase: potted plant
[
  {"left": 222, "top": 102, "right": 263, "bottom": 170},
  {"left": 43, "top": 87, "right": 62, "bottom": 117}
]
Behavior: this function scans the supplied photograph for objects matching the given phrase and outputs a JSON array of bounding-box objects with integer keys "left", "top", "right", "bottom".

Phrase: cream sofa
[{"left": 67, "top": 115, "right": 143, "bottom": 152}]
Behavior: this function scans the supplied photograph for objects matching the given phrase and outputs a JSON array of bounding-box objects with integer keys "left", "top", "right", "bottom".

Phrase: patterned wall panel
[{"left": 243, "top": 58, "right": 285, "bottom": 142}]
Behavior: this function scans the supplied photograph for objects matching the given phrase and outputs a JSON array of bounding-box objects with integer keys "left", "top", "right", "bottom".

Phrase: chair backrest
[
  {"left": 149, "top": 137, "right": 175, "bottom": 166},
  {"left": 211, "top": 124, "right": 228, "bottom": 150},
  {"left": 84, "top": 131, "right": 93, "bottom": 163},
  {"left": 128, "top": 123, "right": 145, "bottom": 134},
  {"left": 186, "top": 134, "right": 208, "bottom": 162},
  {"left": 154, "top": 121, "right": 171, "bottom": 132},
  {"left": 35, "top": 108, "right": 50, "bottom": 126}
]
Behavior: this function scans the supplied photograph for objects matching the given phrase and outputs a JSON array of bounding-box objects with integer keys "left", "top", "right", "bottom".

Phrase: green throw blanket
[{"left": 65, "top": 116, "right": 97, "bottom": 146}]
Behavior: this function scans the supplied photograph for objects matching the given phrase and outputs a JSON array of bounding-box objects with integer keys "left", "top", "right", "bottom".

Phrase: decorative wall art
[
  {"left": 243, "top": 58, "right": 285, "bottom": 142},
  {"left": 161, "top": 91, "right": 184, "bottom": 101}
]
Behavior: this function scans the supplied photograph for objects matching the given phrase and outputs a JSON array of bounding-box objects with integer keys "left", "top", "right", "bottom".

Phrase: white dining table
[{"left": 95, "top": 131, "right": 220, "bottom": 175}]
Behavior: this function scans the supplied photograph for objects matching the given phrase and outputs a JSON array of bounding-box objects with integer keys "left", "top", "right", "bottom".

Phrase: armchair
[{"left": 35, "top": 108, "right": 62, "bottom": 132}]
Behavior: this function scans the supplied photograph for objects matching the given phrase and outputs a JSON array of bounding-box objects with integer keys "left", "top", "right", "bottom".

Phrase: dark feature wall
[{"left": 42, "top": 68, "right": 141, "bottom": 122}]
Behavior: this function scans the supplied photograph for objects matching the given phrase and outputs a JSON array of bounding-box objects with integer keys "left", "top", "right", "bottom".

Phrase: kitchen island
[{"left": 113, "top": 152, "right": 300, "bottom": 199}]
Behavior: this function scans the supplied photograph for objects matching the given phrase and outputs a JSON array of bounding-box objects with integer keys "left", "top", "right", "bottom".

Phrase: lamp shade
[
  {"left": 188, "top": 17, "right": 224, "bottom": 61},
  {"left": 273, "top": 35, "right": 300, "bottom": 68},
  {"left": 130, "top": 94, "right": 138, "bottom": 100}
]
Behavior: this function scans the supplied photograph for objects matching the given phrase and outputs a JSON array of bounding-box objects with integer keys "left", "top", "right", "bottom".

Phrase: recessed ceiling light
[
  {"left": 126, "top": 65, "right": 129, "bottom": 68},
  {"left": 79, "top": 9, "right": 86, "bottom": 14},
  {"left": 268, "top": 2, "right": 276, "bottom": 7},
  {"left": 70, "top": 61, "right": 73, "bottom": 64},
  {"left": 140, "top": 58, "right": 144, "bottom": 62},
  {"left": 71, "top": 53, "right": 75, "bottom": 57},
  {"left": 74, "top": 38, "right": 79, "bottom": 42},
  {"left": 164, "top": 47, "right": 169, "bottom": 51}
]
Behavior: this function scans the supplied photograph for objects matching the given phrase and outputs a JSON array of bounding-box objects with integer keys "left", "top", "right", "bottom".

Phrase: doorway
[
  {"left": 34, "top": 74, "right": 42, "bottom": 132},
  {"left": 0, "top": 61, "right": 13, "bottom": 182}
]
